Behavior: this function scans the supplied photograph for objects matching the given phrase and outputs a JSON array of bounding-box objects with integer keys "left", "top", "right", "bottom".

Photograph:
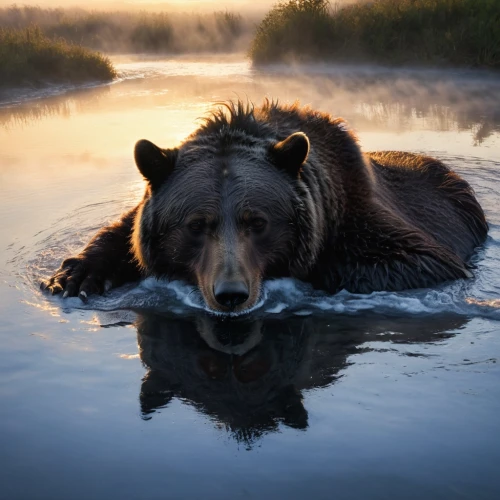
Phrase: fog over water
[
  {"left": 0, "top": 0, "right": 362, "bottom": 13},
  {"left": 0, "top": 0, "right": 278, "bottom": 12},
  {"left": 1, "top": 55, "right": 500, "bottom": 499}
]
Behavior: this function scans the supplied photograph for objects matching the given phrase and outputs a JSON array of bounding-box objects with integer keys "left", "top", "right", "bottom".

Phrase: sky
[
  {"left": 0, "top": 1, "right": 359, "bottom": 11},
  {"left": 0, "top": 1, "right": 360, "bottom": 13},
  {"left": 0, "top": 0, "right": 277, "bottom": 10}
]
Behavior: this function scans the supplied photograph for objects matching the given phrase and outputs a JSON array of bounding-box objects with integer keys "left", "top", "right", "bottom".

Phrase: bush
[
  {"left": 250, "top": 0, "right": 331, "bottom": 63},
  {"left": 250, "top": 0, "right": 500, "bottom": 69},
  {"left": 0, "top": 27, "right": 117, "bottom": 87}
]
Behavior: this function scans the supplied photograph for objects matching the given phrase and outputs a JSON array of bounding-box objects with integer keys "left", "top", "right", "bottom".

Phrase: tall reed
[
  {"left": 0, "top": 26, "right": 116, "bottom": 87},
  {"left": 250, "top": 0, "right": 500, "bottom": 69}
]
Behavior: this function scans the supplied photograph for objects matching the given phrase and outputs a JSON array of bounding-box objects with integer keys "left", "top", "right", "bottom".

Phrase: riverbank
[
  {"left": 0, "top": 27, "right": 116, "bottom": 88},
  {"left": 250, "top": 0, "right": 500, "bottom": 70}
]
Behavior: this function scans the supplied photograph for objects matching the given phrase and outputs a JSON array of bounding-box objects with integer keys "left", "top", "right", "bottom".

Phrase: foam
[{"left": 56, "top": 275, "right": 500, "bottom": 320}]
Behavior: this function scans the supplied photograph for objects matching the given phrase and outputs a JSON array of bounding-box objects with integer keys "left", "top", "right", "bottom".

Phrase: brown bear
[{"left": 41, "top": 100, "right": 488, "bottom": 313}]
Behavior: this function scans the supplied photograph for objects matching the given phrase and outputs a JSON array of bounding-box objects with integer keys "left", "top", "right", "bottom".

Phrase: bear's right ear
[
  {"left": 269, "top": 132, "right": 310, "bottom": 178},
  {"left": 134, "top": 139, "right": 177, "bottom": 189}
]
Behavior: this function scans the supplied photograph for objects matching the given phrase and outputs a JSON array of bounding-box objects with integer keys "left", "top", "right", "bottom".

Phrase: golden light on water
[
  {"left": 465, "top": 298, "right": 500, "bottom": 309},
  {"left": 120, "top": 353, "right": 140, "bottom": 359}
]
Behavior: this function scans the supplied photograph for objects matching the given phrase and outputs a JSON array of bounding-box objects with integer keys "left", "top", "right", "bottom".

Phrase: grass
[
  {"left": 0, "top": 27, "right": 116, "bottom": 87},
  {"left": 0, "top": 6, "right": 249, "bottom": 54},
  {"left": 250, "top": 0, "right": 500, "bottom": 70}
]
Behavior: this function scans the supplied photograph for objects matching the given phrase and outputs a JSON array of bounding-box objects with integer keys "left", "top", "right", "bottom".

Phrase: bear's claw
[
  {"left": 40, "top": 257, "right": 117, "bottom": 303},
  {"left": 41, "top": 255, "right": 115, "bottom": 304}
]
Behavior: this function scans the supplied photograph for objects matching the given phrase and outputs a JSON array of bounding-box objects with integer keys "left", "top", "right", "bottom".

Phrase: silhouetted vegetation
[
  {"left": 0, "top": 27, "right": 116, "bottom": 87},
  {"left": 2, "top": 0, "right": 498, "bottom": 89},
  {"left": 0, "top": 5, "right": 249, "bottom": 54},
  {"left": 250, "top": 0, "right": 500, "bottom": 69}
]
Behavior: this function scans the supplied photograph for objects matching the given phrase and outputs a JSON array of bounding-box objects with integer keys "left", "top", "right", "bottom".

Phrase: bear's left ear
[
  {"left": 269, "top": 132, "right": 310, "bottom": 178},
  {"left": 134, "top": 139, "right": 178, "bottom": 189}
]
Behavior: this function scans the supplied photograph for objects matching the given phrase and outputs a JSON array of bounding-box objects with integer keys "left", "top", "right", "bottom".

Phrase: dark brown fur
[{"left": 42, "top": 100, "right": 488, "bottom": 312}]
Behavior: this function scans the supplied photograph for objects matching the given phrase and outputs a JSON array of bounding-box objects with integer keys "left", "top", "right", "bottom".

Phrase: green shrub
[
  {"left": 0, "top": 27, "right": 116, "bottom": 87},
  {"left": 250, "top": 0, "right": 500, "bottom": 69}
]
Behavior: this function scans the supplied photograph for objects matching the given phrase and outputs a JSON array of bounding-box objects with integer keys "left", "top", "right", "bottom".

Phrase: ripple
[{"left": 10, "top": 156, "right": 500, "bottom": 322}]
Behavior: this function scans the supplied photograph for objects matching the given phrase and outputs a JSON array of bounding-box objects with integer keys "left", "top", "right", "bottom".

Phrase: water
[{"left": 1, "top": 55, "right": 500, "bottom": 499}]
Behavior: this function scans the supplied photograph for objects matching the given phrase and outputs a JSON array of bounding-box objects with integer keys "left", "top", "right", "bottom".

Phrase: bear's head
[{"left": 131, "top": 127, "right": 318, "bottom": 314}]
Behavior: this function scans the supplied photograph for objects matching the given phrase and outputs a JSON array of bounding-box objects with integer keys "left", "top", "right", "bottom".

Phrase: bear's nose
[{"left": 214, "top": 280, "right": 249, "bottom": 310}]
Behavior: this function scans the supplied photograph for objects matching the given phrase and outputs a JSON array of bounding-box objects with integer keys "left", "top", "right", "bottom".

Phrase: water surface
[{"left": 1, "top": 55, "right": 500, "bottom": 500}]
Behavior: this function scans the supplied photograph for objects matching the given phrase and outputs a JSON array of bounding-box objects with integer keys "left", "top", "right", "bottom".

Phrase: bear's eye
[
  {"left": 188, "top": 220, "right": 205, "bottom": 233},
  {"left": 249, "top": 218, "right": 267, "bottom": 232}
]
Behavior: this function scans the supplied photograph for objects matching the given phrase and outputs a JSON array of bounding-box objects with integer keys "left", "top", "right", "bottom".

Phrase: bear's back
[{"left": 368, "top": 151, "right": 487, "bottom": 261}]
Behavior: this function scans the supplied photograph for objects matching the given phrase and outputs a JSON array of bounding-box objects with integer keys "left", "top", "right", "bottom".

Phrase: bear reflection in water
[{"left": 136, "top": 313, "right": 466, "bottom": 446}]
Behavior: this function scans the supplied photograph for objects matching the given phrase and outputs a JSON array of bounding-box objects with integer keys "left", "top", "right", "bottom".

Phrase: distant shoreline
[
  {"left": 1, "top": 0, "right": 498, "bottom": 96},
  {"left": 0, "top": 6, "right": 251, "bottom": 56}
]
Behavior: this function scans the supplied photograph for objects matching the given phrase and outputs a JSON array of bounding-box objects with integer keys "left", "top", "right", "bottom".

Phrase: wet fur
[{"left": 45, "top": 100, "right": 488, "bottom": 306}]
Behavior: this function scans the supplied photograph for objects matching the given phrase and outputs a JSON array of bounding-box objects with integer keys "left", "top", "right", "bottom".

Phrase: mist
[
  {"left": 0, "top": 1, "right": 362, "bottom": 14},
  {"left": 0, "top": 1, "right": 277, "bottom": 14}
]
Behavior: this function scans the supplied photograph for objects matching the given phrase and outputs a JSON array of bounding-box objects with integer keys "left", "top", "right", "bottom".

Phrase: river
[{"left": 1, "top": 54, "right": 500, "bottom": 499}]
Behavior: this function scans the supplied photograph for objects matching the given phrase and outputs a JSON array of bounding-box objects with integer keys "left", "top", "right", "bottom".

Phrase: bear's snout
[{"left": 213, "top": 279, "right": 249, "bottom": 310}]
